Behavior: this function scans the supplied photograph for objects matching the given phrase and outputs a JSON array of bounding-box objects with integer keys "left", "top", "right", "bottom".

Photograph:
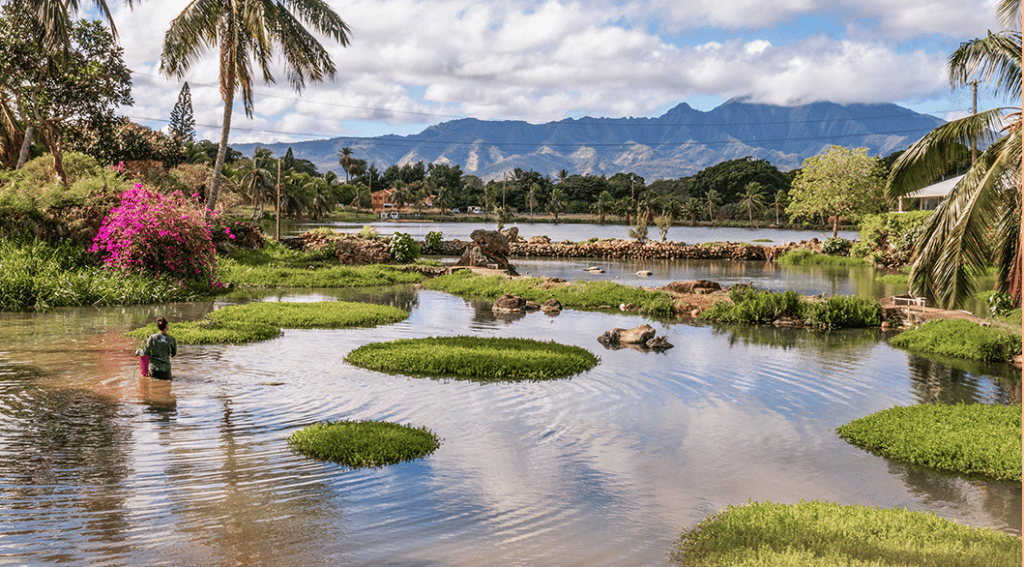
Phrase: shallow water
[{"left": 0, "top": 267, "right": 1020, "bottom": 566}]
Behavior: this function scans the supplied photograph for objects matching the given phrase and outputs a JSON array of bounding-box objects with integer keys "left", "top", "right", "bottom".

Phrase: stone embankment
[
  {"left": 284, "top": 231, "right": 825, "bottom": 263},
  {"left": 440, "top": 235, "right": 823, "bottom": 261}
]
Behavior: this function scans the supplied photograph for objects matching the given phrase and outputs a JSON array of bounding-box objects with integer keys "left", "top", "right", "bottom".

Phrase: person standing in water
[{"left": 138, "top": 317, "right": 177, "bottom": 380}]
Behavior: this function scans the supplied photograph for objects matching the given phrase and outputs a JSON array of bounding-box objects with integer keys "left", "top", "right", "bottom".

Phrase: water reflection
[{"left": 0, "top": 273, "right": 1020, "bottom": 567}]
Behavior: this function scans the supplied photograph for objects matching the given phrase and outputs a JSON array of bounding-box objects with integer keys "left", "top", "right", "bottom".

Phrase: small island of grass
[
  {"left": 836, "top": 403, "right": 1021, "bottom": 481},
  {"left": 212, "top": 300, "right": 409, "bottom": 328},
  {"left": 287, "top": 420, "right": 440, "bottom": 468},
  {"left": 670, "top": 500, "right": 1021, "bottom": 566},
  {"left": 345, "top": 336, "right": 599, "bottom": 381},
  {"left": 889, "top": 319, "right": 1021, "bottom": 362},
  {"left": 128, "top": 319, "right": 282, "bottom": 344}
]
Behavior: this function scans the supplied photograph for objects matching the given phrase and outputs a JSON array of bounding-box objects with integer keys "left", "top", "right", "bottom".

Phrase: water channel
[{"left": 0, "top": 235, "right": 1020, "bottom": 566}]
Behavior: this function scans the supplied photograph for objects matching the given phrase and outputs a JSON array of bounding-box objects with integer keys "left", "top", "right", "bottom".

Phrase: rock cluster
[
  {"left": 491, "top": 293, "right": 556, "bottom": 315},
  {"left": 597, "top": 324, "right": 674, "bottom": 351},
  {"left": 504, "top": 238, "right": 822, "bottom": 261},
  {"left": 455, "top": 229, "right": 517, "bottom": 273}
]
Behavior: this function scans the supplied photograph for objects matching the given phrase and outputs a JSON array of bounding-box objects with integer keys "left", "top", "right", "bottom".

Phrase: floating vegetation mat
[
  {"left": 211, "top": 300, "right": 409, "bottom": 328},
  {"left": 670, "top": 500, "right": 1021, "bottom": 566},
  {"left": 288, "top": 420, "right": 440, "bottom": 468},
  {"left": 837, "top": 403, "right": 1022, "bottom": 481},
  {"left": 345, "top": 336, "right": 599, "bottom": 381},
  {"left": 127, "top": 319, "right": 282, "bottom": 344}
]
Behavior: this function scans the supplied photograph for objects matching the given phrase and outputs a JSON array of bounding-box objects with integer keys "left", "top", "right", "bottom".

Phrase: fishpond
[{"left": 0, "top": 258, "right": 1019, "bottom": 566}]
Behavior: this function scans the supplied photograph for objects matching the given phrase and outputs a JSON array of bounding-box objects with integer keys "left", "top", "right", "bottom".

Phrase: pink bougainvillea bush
[{"left": 90, "top": 184, "right": 219, "bottom": 290}]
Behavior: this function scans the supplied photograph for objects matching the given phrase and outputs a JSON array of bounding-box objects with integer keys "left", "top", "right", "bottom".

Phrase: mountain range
[{"left": 233, "top": 99, "right": 945, "bottom": 181}]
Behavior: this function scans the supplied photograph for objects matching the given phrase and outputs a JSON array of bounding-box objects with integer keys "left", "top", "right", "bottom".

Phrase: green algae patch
[
  {"left": 211, "top": 300, "right": 409, "bottom": 328},
  {"left": 345, "top": 336, "right": 599, "bottom": 381},
  {"left": 889, "top": 319, "right": 1021, "bottom": 362},
  {"left": 288, "top": 420, "right": 440, "bottom": 468},
  {"left": 837, "top": 403, "right": 1022, "bottom": 481},
  {"left": 670, "top": 500, "right": 1021, "bottom": 567},
  {"left": 128, "top": 319, "right": 281, "bottom": 344}
]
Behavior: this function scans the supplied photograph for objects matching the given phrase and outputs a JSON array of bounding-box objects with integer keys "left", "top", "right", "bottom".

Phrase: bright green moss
[
  {"left": 288, "top": 420, "right": 440, "bottom": 468},
  {"left": 212, "top": 300, "right": 409, "bottom": 328},
  {"left": 345, "top": 336, "right": 599, "bottom": 381},
  {"left": 128, "top": 319, "right": 281, "bottom": 344},
  {"left": 889, "top": 319, "right": 1021, "bottom": 362},
  {"left": 671, "top": 500, "right": 1021, "bottom": 566},
  {"left": 837, "top": 403, "right": 1021, "bottom": 481}
]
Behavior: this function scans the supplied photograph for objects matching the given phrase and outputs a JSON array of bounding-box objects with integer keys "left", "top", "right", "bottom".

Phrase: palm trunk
[{"left": 208, "top": 89, "right": 233, "bottom": 213}]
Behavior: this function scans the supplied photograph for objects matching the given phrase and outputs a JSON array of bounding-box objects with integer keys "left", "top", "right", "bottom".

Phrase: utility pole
[{"left": 275, "top": 158, "right": 282, "bottom": 241}]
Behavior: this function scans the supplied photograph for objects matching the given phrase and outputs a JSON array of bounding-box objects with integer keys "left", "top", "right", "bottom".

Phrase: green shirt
[{"left": 143, "top": 332, "right": 177, "bottom": 373}]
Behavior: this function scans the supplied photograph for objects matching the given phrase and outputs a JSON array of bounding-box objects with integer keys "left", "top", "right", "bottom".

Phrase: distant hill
[{"left": 233, "top": 99, "right": 944, "bottom": 181}]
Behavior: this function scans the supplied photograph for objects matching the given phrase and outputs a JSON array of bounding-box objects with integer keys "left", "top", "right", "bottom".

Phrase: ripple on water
[{"left": 0, "top": 288, "right": 1019, "bottom": 566}]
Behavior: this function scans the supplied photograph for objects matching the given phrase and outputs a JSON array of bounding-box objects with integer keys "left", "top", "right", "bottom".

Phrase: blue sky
[{"left": 105, "top": 0, "right": 1012, "bottom": 145}]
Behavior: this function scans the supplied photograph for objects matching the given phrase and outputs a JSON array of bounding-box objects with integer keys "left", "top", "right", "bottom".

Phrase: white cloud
[{"left": 105, "top": 0, "right": 1000, "bottom": 142}]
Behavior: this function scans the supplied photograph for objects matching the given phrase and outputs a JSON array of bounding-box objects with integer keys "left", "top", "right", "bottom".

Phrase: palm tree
[
  {"left": 160, "top": 0, "right": 351, "bottom": 213},
  {"left": 705, "top": 189, "right": 721, "bottom": 224},
  {"left": 740, "top": 182, "right": 766, "bottom": 226},
  {"left": 14, "top": 0, "right": 127, "bottom": 54},
  {"left": 338, "top": 146, "right": 354, "bottom": 182},
  {"left": 590, "top": 190, "right": 614, "bottom": 224},
  {"left": 238, "top": 148, "right": 275, "bottom": 219},
  {"left": 546, "top": 186, "right": 565, "bottom": 223},
  {"left": 773, "top": 190, "right": 788, "bottom": 226},
  {"left": 527, "top": 182, "right": 540, "bottom": 220},
  {"left": 682, "top": 197, "right": 701, "bottom": 226},
  {"left": 886, "top": 6, "right": 1021, "bottom": 309}
]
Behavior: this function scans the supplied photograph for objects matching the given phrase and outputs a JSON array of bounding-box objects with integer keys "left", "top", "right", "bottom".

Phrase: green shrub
[
  {"left": 876, "top": 273, "right": 909, "bottom": 285},
  {"left": 128, "top": 319, "right": 281, "bottom": 344},
  {"left": 346, "top": 336, "right": 599, "bottom": 381},
  {"left": 211, "top": 301, "right": 409, "bottom": 328},
  {"left": 670, "top": 500, "right": 1021, "bottom": 566},
  {"left": 988, "top": 291, "right": 1014, "bottom": 317},
  {"left": 837, "top": 403, "right": 1022, "bottom": 481},
  {"left": 803, "top": 295, "right": 882, "bottom": 328},
  {"left": 889, "top": 319, "right": 1021, "bottom": 362},
  {"left": 288, "top": 420, "right": 440, "bottom": 468},
  {"left": 777, "top": 249, "right": 868, "bottom": 266},
  {"left": 424, "top": 230, "right": 444, "bottom": 253},
  {"left": 388, "top": 231, "right": 421, "bottom": 263},
  {"left": 851, "top": 211, "right": 930, "bottom": 264},
  {"left": 822, "top": 236, "right": 852, "bottom": 255}
]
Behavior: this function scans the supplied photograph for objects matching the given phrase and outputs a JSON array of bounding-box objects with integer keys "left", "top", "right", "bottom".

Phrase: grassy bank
[
  {"left": 836, "top": 403, "right": 1021, "bottom": 481},
  {"left": 889, "top": 319, "right": 1021, "bottom": 362},
  {"left": 0, "top": 239, "right": 199, "bottom": 311},
  {"left": 670, "top": 500, "right": 1021, "bottom": 566},
  {"left": 128, "top": 319, "right": 282, "bottom": 344},
  {"left": 212, "top": 301, "right": 409, "bottom": 328},
  {"left": 422, "top": 270, "right": 676, "bottom": 317}
]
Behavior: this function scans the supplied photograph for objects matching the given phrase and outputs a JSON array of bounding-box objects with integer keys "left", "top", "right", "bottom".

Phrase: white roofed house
[{"left": 897, "top": 175, "right": 963, "bottom": 213}]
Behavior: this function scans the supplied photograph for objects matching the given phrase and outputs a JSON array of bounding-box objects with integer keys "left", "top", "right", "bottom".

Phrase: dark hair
[{"left": 157, "top": 317, "right": 168, "bottom": 331}]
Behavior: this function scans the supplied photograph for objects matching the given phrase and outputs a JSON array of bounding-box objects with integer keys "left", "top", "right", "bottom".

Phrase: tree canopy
[{"left": 786, "top": 146, "right": 886, "bottom": 237}]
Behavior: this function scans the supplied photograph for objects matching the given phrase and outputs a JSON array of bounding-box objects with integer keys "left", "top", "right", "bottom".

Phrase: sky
[{"left": 102, "top": 0, "right": 1014, "bottom": 146}]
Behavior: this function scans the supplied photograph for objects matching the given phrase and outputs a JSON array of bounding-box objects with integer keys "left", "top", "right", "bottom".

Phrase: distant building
[
  {"left": 371, "top": 188, "right": 396, "bottom": 212},
  {"left": 897, "top": 175, "right": 963, "bottom": 212}
]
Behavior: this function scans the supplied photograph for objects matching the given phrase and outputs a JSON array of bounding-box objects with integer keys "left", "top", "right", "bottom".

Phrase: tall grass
[
  {"left": 776, "top": 249, "right": 869, "bottom": 266},
  {"left": 670, "top": 500, "right": 1021, "bottom": 566},
  {"left": 212, "top": 301, "right": 409, "bottom": 328},
  {"left": 0, "top": 239, "right": 195, "bottom": 310},
  {"left": 698, "top": 287, "right": 881, "bottom": 328},
  {"left": 218, "top": 258, "right": 425, "bottom": 288},
  {"left": 837, "top": 403, "right": 1021, "bottom": 481}
]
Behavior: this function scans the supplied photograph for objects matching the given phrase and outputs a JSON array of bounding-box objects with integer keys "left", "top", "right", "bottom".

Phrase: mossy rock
[
  {"left": 287, "top": 420, "right": 440, "bottom": 468},
  {"left": 345, "top": 336, "right": 599, "bottom": 381},
  {"left": 128, "top": 319, "right": 281, "bottom": 344},
  {"left": 211, "top": 300, "right": 409, "bottom": 328}
]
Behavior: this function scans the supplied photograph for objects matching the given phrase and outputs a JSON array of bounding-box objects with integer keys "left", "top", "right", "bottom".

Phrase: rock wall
[{"left": 441, "top": 237, "right": 823, "bottom": 262}]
